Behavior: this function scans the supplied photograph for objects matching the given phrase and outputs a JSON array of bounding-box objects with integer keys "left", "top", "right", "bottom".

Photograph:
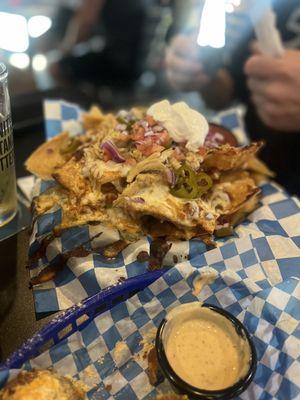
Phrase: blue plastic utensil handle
[{"left": 1, "top": 270, "right": 165, "bottom": 370}]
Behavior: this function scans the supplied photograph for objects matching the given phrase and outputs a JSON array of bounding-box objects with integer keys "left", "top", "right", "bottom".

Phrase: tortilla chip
[
  {"left": 34, "top": 186, "right": 68, "bottom": 215},
  {"left": 116, "top": 173, "right": 217, "bottom": 233},
  {"left": 83, "top": 106, "right": 117, "bottom": 132},
  {"left": 53, "top": 157, "right": 88, "bottom": 196},
  {"left": 203, "top": 142, "right": 262, "bottom": 171},
  {"left": 244, "top": 156, "right": 275, "bottom": 177},
  {"left": 224, "top": 188, "right": 261, "bottom": 225},
  {"left": 25, "top": 132, "right": 70, "bottom": 180}
]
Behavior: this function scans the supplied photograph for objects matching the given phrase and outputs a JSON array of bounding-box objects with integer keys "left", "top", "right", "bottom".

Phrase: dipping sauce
[{"left": 163, "top": 303, "right": 251, "bottom": 391}]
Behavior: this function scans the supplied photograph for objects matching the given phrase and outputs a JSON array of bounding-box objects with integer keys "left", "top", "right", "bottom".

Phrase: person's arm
[
  {"left": 61, "top": 0, "right": 106, "bottom": 54},
  {"left": 165, "top": 34, "right": 235, "bottom": 110},
  {"left": 245, "top": 49, "right": 300, "bottom": 132}
]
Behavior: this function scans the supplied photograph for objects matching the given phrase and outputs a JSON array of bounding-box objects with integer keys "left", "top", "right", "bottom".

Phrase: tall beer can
[{"left": 0, "top": 63, "right": 17, "bottom": 227}]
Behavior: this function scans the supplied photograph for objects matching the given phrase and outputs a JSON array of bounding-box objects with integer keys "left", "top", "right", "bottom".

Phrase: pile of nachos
[{"left": 26, "top": 100, "right": 273, "bottom": 258}]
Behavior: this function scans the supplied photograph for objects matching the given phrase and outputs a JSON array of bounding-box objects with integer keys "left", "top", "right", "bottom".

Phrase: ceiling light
[
  {"left": 9, "top": 53, "right": 30, "bottom": 69},
  {"left": 28, "top": 15, "right": 52, "bottom": 38},
  {"left": 197, "top": 0, "right": 226, "bottom": 48},
  {"left": 0, "top": 12, "right": 29, "bottom": 52},
  {"left": 32, "top": 54, "right": 47, "bottom": 71}
]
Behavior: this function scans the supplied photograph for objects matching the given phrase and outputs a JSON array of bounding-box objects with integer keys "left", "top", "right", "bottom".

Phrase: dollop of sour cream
[{"left": 147, "top": 100, "right": 209, "bottom": 152}]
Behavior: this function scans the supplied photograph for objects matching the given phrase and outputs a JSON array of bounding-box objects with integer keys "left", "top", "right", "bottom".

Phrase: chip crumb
[
  {"left": 97, "top": 355, "right": 104, "bottom": 365},
  {"left": 113, "top": 340, "right": 129, "bottom": 364},
  {"left": 192, "top": 269, "right": 217, "bottom": 297},
  {"left": 65, "top": 374, "right": 90, "bottom": 393}
]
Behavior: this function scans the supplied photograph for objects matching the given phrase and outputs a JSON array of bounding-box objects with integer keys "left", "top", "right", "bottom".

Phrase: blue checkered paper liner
[
  {"left": 2, "top": 234, "right": 300, "bottom": 399},
  {"left": 44, "top": 99, "right": 84, "bottom": 140},
  {"left": 28, "top": 100, "right": 300, "bottom": 313}
]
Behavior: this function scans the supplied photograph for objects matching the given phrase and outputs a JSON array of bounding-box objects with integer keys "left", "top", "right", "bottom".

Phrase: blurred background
[
  {"left": 1, "top": 0, "right": 300, "bottom": 194},
  {"left": 1, "top": 0, "right": 243, "bottom": 110},
  {"left": 0, "top": 0, "right": 243, "bottom": 160}
]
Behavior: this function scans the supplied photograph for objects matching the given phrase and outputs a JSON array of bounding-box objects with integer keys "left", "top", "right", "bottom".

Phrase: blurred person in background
[
  {"left": 165, "top": 0, "right": 300, "bottom": 195},
  {"left": 50, "top": 0, "right": 146, "bottom": 88}
]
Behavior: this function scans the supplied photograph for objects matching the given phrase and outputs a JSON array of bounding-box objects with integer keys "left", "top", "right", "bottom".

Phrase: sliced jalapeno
[
  {"left": 197, "top": 172, "right": 213, "bottom": 195},
  {"left": 171, "top": 164, "right": 213, "bottom": 199}
]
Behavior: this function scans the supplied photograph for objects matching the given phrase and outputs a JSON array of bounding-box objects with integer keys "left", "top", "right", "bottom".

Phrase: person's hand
[
  {"left": 165, "top": 34, "right": 210, "bottom": 91},
  {"left": 244, "top": 49, "right": 300, "bottom": 132}
]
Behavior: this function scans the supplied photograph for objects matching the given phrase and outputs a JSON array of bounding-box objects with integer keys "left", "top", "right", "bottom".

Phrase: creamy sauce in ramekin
[{"left": 163, "top": 303, "right": 251, "bottom": 391}]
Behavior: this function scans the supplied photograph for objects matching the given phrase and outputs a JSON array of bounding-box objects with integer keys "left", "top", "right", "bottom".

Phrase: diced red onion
[
  {"left": 153, "top": 125, "right": 164, "bottom": 132},
  {"left": 100, "top": 141, "right": 125, "bottom": 163},
  {"left": 144, "top": 130, "right": 155, "bottom": 137},
  {"left": 166, "top": 168, "right": 176, "bottom": 187},
  {"left": 116, "top": 123, "right": 127, "bottom": 131},
  {"left": 139, "top": 120, "right": 149, "bottom": 129}
]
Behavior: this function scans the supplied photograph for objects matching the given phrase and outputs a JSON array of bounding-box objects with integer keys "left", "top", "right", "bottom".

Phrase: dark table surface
[
  {"left": 0, "top": 165, "right": 53, "bottom": 362},
  {"left": 0, "top": 93, "right": 51, "bottom": 362}
]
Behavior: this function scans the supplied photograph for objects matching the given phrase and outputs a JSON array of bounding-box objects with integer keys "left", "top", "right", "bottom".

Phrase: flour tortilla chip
[{"left": 25, "top": 132, "right": 70, "bottom": 180}]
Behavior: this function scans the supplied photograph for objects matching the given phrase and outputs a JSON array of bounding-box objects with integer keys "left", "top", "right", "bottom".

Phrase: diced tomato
[
  {"left": 198, "top": 146, "right": 207, "bottom": 156},
  {"left": 136, "top": 142, "right": 165, "bottom": 156},
  {"left": 131, "top": 117, "right": 171, "bottom": 156},
  {"left": 145, "top": 115, "right": 156, "bottom": 127},
  {"left": 131, "top": 125, "right": 145, "bottom": 141},
  {"left": 155, "top": 129, "right": 170, "bottom": 147},
  {"left": 126, "top": 157, "right": 137, "bottom": 166}
]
